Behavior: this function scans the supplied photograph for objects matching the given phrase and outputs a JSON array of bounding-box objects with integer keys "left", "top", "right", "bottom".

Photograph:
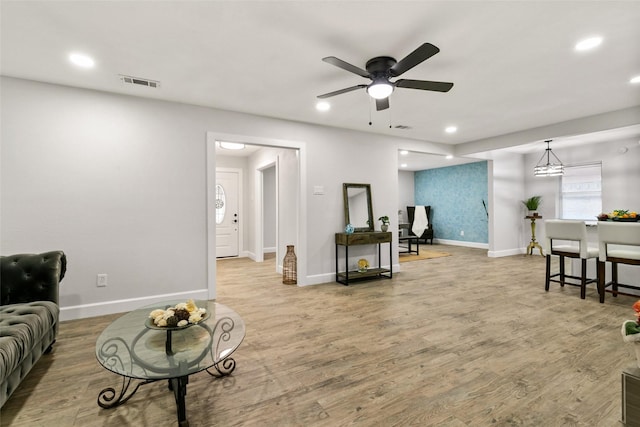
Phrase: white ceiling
[{"left": 2, "top": 1, "right": 639, "bottom": 165}]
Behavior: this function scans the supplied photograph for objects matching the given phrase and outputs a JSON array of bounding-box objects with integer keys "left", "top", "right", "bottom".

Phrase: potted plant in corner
[
  {"left": 378, "top": 216, "right": 390, "bottom": 232},
  {"left": 522, "top": 195, "right": 542, "bottom": 216}
]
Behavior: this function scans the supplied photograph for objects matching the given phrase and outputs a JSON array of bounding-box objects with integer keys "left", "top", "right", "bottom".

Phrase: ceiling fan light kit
[
  {"left": 367, "top": 81, "right": 394, "bottom": 99},
  {"left": 318, "top": 43, "right": 454, "bottom": 111}
]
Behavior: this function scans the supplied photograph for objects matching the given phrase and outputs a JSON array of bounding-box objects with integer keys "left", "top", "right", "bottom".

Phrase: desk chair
[
  {"left": 596, "top": 222, "right": 640, "bottom": 303},
  {"left": 544, "top": 219, "right": 599, "bottom": 299}
]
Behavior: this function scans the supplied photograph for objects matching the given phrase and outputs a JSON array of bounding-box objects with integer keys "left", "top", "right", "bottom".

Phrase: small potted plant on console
[{"left": 378, "top": 216, "right": 390, "bottom": 232}]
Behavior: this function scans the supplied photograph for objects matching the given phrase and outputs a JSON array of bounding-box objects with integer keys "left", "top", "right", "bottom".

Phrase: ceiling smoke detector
[{"left": 119, "top": 75, "right": 160, "bottom": 88}]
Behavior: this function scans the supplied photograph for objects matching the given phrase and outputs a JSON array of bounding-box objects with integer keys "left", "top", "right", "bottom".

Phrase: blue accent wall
[{"left": 414, "top": 161, "right": 488, "bottom": 243}]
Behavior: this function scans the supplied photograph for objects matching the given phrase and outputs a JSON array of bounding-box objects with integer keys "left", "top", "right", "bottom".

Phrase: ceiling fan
[{"left": 318, "top": 43, "right": 454, "bottom": 111}]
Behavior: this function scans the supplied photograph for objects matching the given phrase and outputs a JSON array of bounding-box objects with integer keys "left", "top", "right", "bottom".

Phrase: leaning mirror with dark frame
[{"left": 343, "top": 183, "right": 374, "bottom": 232}]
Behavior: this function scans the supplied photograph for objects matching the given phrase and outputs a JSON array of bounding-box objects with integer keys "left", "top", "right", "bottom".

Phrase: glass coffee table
[{"left": 95, "top": 300, "right": 245, "bottom": 427}]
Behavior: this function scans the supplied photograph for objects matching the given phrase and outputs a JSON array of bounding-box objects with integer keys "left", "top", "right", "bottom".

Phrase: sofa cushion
[
  {"left": 1, "top": 251, "right": 66, "bottom": 306},
  {"left": 0, "top": 302, "right": 59, "bottom": 379}
]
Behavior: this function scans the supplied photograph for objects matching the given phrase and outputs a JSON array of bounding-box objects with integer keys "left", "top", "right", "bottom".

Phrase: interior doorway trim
[
  {"left": 255, "top": 160, "right": 277, "bottom": 264},
  {"left": 216, "top": 167, "right": 243, "bottom": 258},
  {"left": 205, "top": 132, "right": 307, "bottom": 299}
]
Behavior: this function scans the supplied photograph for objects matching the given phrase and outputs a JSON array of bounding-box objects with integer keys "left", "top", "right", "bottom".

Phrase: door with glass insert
[{"left": 215, "top": 171, "right": 239, "bottom": 257}]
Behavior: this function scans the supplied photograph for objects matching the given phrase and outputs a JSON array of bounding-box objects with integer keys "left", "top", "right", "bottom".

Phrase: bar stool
[
  {"left": 596, "top": 222, "right": 640, "bottom": 303},
  {"left": 544, "top": 219, "right": 599, "bottom": 299}
]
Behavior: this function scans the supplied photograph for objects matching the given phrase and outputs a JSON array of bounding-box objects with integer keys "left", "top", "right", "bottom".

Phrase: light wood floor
[{"left": 2, "top": 245, "right": 636, "bottom": 426}]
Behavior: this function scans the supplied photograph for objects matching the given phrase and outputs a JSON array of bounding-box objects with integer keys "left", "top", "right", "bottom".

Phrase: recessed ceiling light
[
  {"left": 445, "top": 155, "right": 454, "bottom": 160},
  {"left": 69, "top": 52, "right": 95, "bottom": 68},
  {"left": 218, "top": 141, "right": 245, "bottom": 150},
  {"left": 575, "top": 36, "right": 602, "bottom": 51},
  {"left": 400, "top": 163, "right": 408, "bottom": 168},
  {"left": 445, "top": 126, "right": 457, "bottom": 134},
  {"left": 316, "top": 101, "right": 330, "bottom": 111},
  {"left": 400, "top": 150, "right": 409, "bottom": 155},
  {"left": 630, "top": 75, "right": 640, "bottom": 84}
]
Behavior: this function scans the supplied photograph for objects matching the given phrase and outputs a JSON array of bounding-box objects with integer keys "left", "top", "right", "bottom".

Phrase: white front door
[{"left": 216, "top": 171, "right": 240, "bottom": 257}]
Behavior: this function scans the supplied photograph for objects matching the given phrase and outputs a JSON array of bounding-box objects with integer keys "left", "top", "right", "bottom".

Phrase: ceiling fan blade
[
  {"left": 395, "top": 79, "right": 454, "bottom": 92},
  {"left": 322, "top": 56, "right": 370, "bottom": 78},
  {"left": 376, "top": 97, "right": 389, "bottom": 111},
  {"left": 390, "top": 43, "right": 440, "bottom": 77},
  {"left": 317, "top": 85, "right": 367, "bottom": 99}
]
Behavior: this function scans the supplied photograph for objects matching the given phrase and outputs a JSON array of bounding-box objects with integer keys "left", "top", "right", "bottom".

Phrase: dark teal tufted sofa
[{"left": 0, "top": 251, "right": 66, "bottom": 407}]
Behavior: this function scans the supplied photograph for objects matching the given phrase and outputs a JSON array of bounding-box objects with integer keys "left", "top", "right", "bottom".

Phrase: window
[
  {"left": 215, "top": 184, "right": 226, "bottom": 224},
  {"left": 560, "top": 163, "right": 602, "bottom": 220}
]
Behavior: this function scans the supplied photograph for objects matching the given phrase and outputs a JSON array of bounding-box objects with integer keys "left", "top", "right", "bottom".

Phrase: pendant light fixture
[{"left": 534, "top": 140, "right": 564, "bottom": 177}]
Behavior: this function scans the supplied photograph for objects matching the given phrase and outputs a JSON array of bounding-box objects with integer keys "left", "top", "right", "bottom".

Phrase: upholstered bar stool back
[
  {"left": 544, "top": 219, "right": 598, "bottom": 299},
  {"left": 596, "top": 222, "right": 640, "bottom": 303}
]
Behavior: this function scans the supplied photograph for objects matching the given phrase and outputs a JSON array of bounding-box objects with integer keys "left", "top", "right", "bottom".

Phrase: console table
[{"left": 335, "top": 231, "right": 392, "bottom": 285}]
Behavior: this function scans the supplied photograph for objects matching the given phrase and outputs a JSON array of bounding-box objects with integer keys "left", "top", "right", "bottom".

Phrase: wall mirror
[{"left": 343, "top": 183, "right": 373, "bottom": 232}]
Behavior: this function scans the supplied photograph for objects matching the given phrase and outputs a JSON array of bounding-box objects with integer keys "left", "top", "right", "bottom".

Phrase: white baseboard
[
  {"left": 434, "top": 238, "right": 489, "bottom": 250},
  {"left": 263, "top": 247, "right": 276, "bottom": 253},
  {"left": 303, "top": 272, "right": 335, "bottom": 286},
  {"left": 60, "top": 289, "right": 208, "bottom": 321},
  {"left": 488, "top": 247, "right": 528, "bottom": 257}
]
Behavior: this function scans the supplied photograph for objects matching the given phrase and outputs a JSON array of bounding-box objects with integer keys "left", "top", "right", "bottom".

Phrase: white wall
[
  {"left": 275, "top": 149, "right": 299, "bottom": 270},
  {"left": 524, "top": 138, "right": 640, "bottom": 284},
  {"left": 262, "top": 166, "right": 276, "bottom": 252},
  {"left": 485, "top": 137, "right": 640, "bottom": 256},
  {"left": 1, "top": 78, "right": 212, "bottom": 318},
  {"left": 487, "top": 152, "right": 527, "bottom": 257},
  {"left": 6, "top": 77, "right": 632, "bottom": 320},
  {"left": 216, "top": 155, "right": 247, "bottom": 170},
  {"left": 1, "top": 77, "right": 414, "bottom": 318},
  {"left": 456, "top": 106, "right": 640, "bottom": 156},
  {"left": 244, "top": 146, "right": 298, "bottom": 265},
  {"left": 526, "top": 137, "right": 640, "bottom": 243},
  {"left": 397, "top": 170, "right": 415, "bottom": 224}
]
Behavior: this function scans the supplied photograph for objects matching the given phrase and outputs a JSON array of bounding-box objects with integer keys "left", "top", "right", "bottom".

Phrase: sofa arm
[{"left": 1, "top": 251, "right": 66, "bottom": 305}]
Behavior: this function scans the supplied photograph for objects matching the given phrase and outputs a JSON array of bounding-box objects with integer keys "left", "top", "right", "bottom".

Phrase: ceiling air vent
[
  {"left": 119, "top": 75, "right": 160, "bottom": 88},
  {"left": 394, "top": 125, "right": 412, "bottom": 130}
]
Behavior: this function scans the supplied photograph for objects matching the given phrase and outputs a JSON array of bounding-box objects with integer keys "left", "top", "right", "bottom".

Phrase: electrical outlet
[
  {"left": 97, "top": 274, "right": 108, "bottom": 287},
  {"left": 460, "top": 230, "right": 464, "bottom": 236}
]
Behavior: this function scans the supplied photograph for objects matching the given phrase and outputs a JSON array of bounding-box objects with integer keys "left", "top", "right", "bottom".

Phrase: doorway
[
  {"left": 206, "top": 132, "right": 307, "bottom": 298},
  {"left": 215, "top": 170, "right": 241, "bottom": 258}
]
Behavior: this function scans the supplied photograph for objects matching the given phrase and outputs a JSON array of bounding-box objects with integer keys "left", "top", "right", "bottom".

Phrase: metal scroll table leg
[
  {"left": 169, "top": 376, "right": 190, "bottom": 427},
  {"left": 206, "top": 317, "right": 238, "bottom": 377},
  {"left": 207, "top": 357, "right": 237, "bottom": 377},
  {"left": 98, "top": 376, "right": 156, "bottom": 409}
]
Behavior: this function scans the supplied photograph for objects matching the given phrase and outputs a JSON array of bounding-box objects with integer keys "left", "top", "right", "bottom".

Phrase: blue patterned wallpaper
[{"left": 414, "top": 161, "right": 488, "bottom": 243}]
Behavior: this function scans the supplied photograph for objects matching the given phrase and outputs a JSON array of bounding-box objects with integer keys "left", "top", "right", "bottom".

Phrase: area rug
[{"left": 399, "top": 250, "right": 452, "bottom": 263}]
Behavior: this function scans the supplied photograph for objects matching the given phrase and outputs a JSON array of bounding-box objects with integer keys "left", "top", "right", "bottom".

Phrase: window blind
[{"left": 560, "top": 163, "right": 602, "bottom": 220}]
